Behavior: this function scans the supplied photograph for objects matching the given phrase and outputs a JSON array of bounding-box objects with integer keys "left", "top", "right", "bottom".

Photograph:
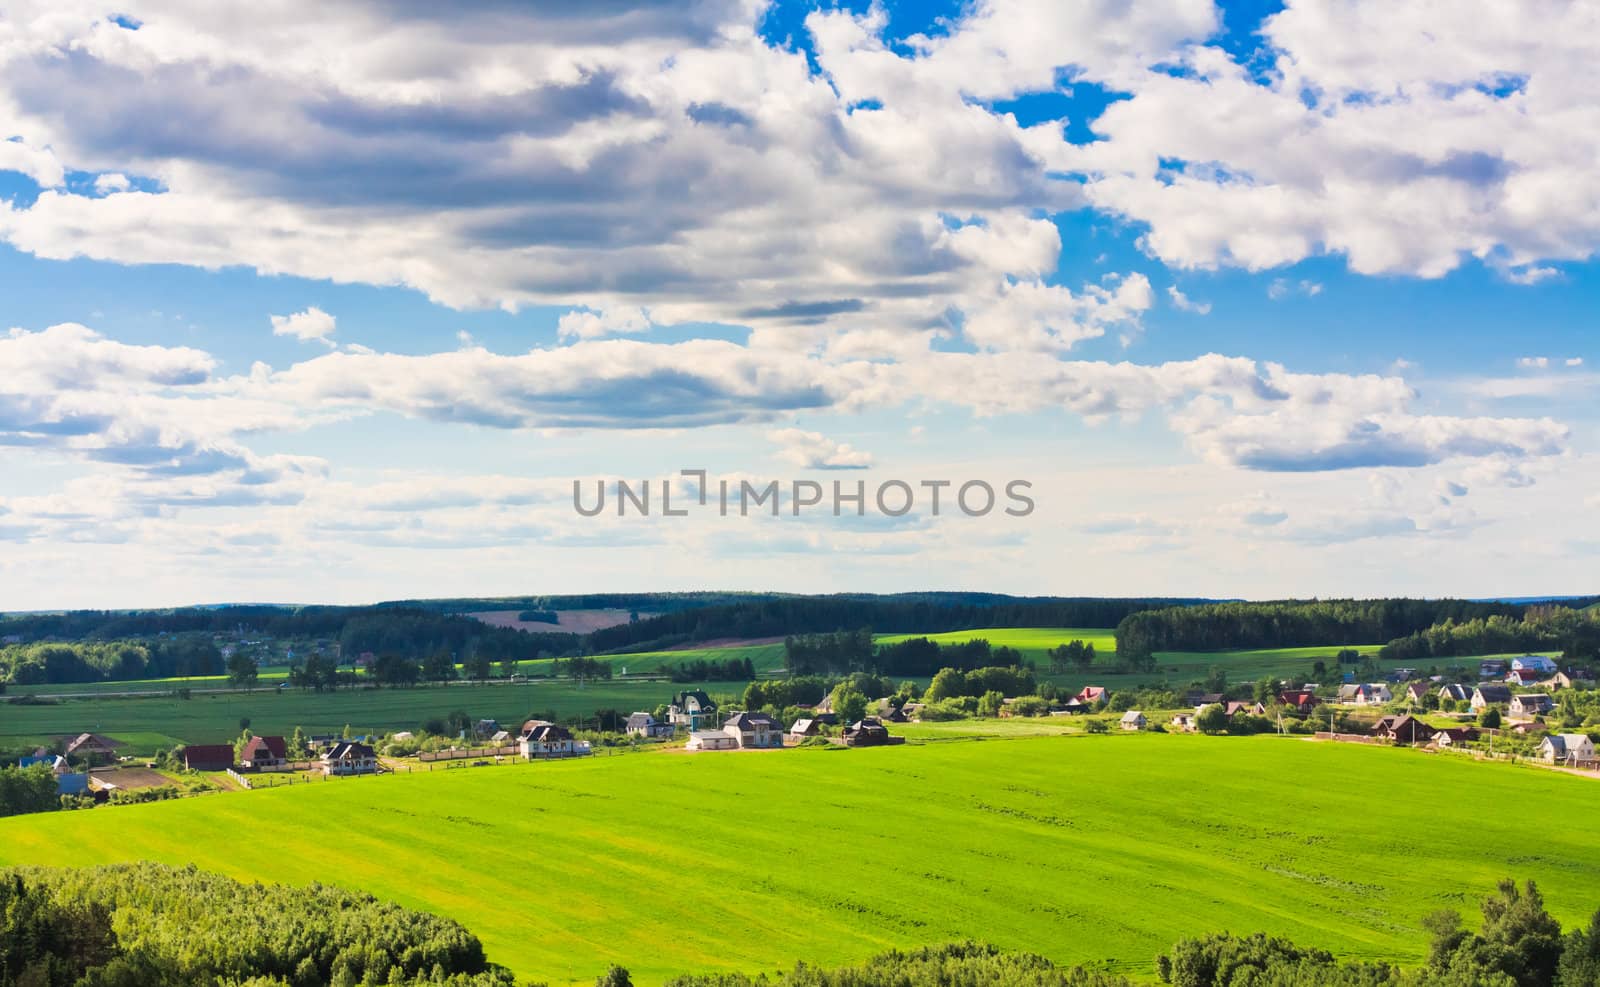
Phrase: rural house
[
  {"left": 1479, "top": 660, "right": 1508, "bottom": 679},
  {"left": 1505, "top": 668, "right": 1542, "bottom": 686},
  {"left": 625, "top": 712, "right": 673, "bottom": 739},
  {"left": 1508, "top": 694, "right": 1554, "bottom": 717},
  {"left": 1120, "top": 710, "right": 1146, "bottom": 731},
  {"left": 520, "top": 722, "right": 590, "bottom": 758},
  {"left": 1432, "top": 726, "right": 1480, "bottom": 748},
  {"left": 19, "top": 753, "right": 69, "bottom": 775},
  {"left": 1373, "top": 715, "right": 1436, "bottom": 745},
  {"left": 65, "top": 733, "right": 121, "bottom": 766},
  {"left": 473, "top": 719, "right": 501, "bottom": 740},
  {"left": 239, "top": 735, "right": 288, "bottom": 769},
  {"left": 1402, "top": 682, "right": 1432, "bottom": 703},
  {"left": 322, "top": 741, "right": 379, "bottom": 775},
  {"left": 1438, "top": 684, "right": 1472, "bottom": 703},
  {"left": 1351, "top": 683, "right": 1392, "bottom": 706},
  {"left": 1278, "top": 690, "right": 1320, "bottom": 712},
  {"left": 668, "top": 690, "right": 719, "bottom": 731},
  {"left": 686, "top": 730, "right": 738, "bottom": 751},
  {"left": 1074, "top": 686, "right": 1107, "bottom": 706},
  {"left": 1512, "top": 655, "right": 1558, "bottom": 674},
  {"left": 181, "top": 744, "right": 235, "bottom": 772},
  {"left": 1471, "top": 685, "right": 1511, "bottom": 711},
  {"left": 723, "top": 711, "right": 784, "bottom": 749},
  {"left": 1539, "top": 734, "right": 1597, "bottom": 766},
  {"left": 789, "top": 718, "right": 821, "bottom": 738},
  {"left": 1542, "top": 672, "right": 1593, "bottom": 691},
  {"left": 842, "top": 717, "right": 895, "bottom": 747},
  {"left": 1170, "top": 712, "right": 1196, "bottom": 732}
]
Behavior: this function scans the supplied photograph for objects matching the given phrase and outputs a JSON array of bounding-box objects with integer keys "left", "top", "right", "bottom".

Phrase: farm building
[
  {"left": 1509, "top": 694, "right": 1554, "bottom": 717},
  {"left": 842, "top": 717, "right": 894, "bottom": 747},
  {"left": 723, "top": 712, "right": 784, "bottom": 749},
  {"left": 56, "top": 773, "right": 91, "bottom": 798},
  {"left": 1278, "top": 690, "right": 1319, "bottom": 712},
  {"left": 1539, "top": 734, "right": 1597, "bottom": 766},
  {"left": 625, "top": 712, "right": 673, "bottom": 739},
  {"left": 65, "top": 733, "right": 121, "bottom": 766},
  {"left": 789, "top": 718, "right": 821, "bottom": 738},
  {"left": 521, "top": 723, "right": 590, "bottom": 759},
  {"left": 239, "top": 735, "right": 288, "bottom": 769},
  {"left": 1471, "top": 685, "right": 1511, "bottom": 711},
  {"left": 322, "top": 742, "right": 378, "bottom": 775},
  {"left": 686, "top": 730, "right": 738, "bottom": 751},
  {"left": 181, "top": 744, "right": 235, "bottom": 772},
  {"left": 668, "top": 690, "right": 719, "bottom": 731},
  {"left": 1120, "top": 711, "right": 1146, "bottom": 731},
  {"left": 1373, "top": 715, "right": 1435, "bottom": 745},
  {"left": 1438, "top": 684, "right": 1472, "bottom": 703},
  {"left": 19, "top": 753, "right": 69, "bottom": 775}
]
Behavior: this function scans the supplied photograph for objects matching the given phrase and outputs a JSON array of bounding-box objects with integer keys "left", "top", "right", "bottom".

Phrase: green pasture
[
  {"left": 1, "top": 735, "right": 1595, "bottom": 985},
  {"left": 875, "top": 626, "right": 1119, "bottom": 655},
  {"left": 516, "top": 642, "right": 787, "bottom": 677}
]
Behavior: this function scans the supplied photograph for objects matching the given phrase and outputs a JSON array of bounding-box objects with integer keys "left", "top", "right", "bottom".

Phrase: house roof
[
  {"left": 626, "top": 712, "right": 654, "bottom": 728},
  {"left": 324, "top": 741, "right": 375, "bottom": 760},
  {"left": 57, "top": 774, "right": 90, "bottom": 796},
  {"left": 1474, "top": 685, "right": 1512, "bottom": 702},
  {"left": 241, "top": 735, "right": 287, "bottom": 760},
  {"left": 65, "top": 733, "right": 121, "bottom": 754},
  {"left": 1075, "top": 687, "right": 1107, "bottom": 701},
  {"left": 725, "top": 711, "right": 775, "bottom": 729},
  {"left": 182, "top": 744, "right": 235, "bottom": 768},
  {"left": 673, "top": 690, "right": 716, "bottom": 710},
  {"left": 1511, "top": 694, "right": 1553, "bottom": 709},
  {"left": 789, "top": 718, "right": 817, "bottom": 733},
  {"left": 524, "top": 724, "right": 573, "bottom": 742},
  {"left": 1120, "top": 710, "right": 1145, "bottom": 722}
]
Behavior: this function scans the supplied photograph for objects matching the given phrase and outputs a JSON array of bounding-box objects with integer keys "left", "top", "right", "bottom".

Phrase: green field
[
  {"left": 519, "top": 642, "right": 788, "bottom": 677},
  {"left": 1, "top": 735, "right": 1594, "bottom": 985},
  {"left": 875, "top": 626, "right": 1119, "bottom": 656}
]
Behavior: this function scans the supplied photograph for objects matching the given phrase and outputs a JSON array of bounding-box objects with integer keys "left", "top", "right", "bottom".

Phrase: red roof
[
  {"left": 241, "top": 735, "right": 287, "bottom": 760},
  {"left": 182, "top": 744, "right": 235, "bottom": 770},
  {"left": 1075, "top": 687, "right": 1107, "bottom": 702}
]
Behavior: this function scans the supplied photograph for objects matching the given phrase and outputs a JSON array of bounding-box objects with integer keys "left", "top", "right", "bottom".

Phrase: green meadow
[{"left": 1, "top": 735, "right": 1595, "bottom": 985}]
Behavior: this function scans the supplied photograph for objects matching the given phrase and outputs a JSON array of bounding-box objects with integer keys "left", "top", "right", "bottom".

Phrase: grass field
[
  {"left": 875, "top": 626, "right": 1119, "bottom": 656},
  {"left": 1, "top": 735, "right": 1595, "bottom": 985}
]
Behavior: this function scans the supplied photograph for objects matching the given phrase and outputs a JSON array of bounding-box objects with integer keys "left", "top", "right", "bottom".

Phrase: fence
[
  {"left": 225, "top": 768, "right": 253, "bottom": 790},
  {"left": 418, "top": 745, "right": 520, "bottom": 762}
]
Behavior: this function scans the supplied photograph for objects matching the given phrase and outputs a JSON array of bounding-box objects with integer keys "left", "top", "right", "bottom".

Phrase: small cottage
[
  {"left": 239, "top": 735, "right": 288, "bottom": 769},
  {"left": 789, "top": 718, "right": 821, "bottom": 738},
  {"left": 64, "top": 733, "right": 121, "bottom": 766},
  {"left": 625, "top": 712, "right": 673, "bottom": 739},
  {"left": 1120, "top": 710, "right": 1146, "bottom": 731},
  {"left": 1278, "top": 690, "right": 1320, "bottom": 712},
  {"left": 1508, "top": 694, "right": 1554, "bottom": 717},
  {"left": 1437, "top": 684, "right": 1472, "bottom": 703},
  {"left": 1471, "top": 684, "right": 1511, "bottom": 711},
  {"left": 1432, "top": 726, "right": 1479, "bottom": 748},
  {"left": 842, "top": 717, "right": 893, "bottom": 747},
  {"left": 521, "top": 723, "right": 589, "bottom": 758},
  {"left": 1373, "top": 715, "right": 1435, "bottom": 745},
  {"left": 322, "top": 741, "right": 378, "bottom": 775},
  {"left": 668, "top": 690, "right": 719, "bottom": 731}
]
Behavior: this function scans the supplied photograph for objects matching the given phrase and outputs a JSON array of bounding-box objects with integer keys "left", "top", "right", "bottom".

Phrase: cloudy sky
[{"left": 1, "top": 0, "right": 1597, "bottom": 609}]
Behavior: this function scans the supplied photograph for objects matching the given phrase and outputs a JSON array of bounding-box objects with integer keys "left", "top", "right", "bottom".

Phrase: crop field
[
  {"left": 0, "top": 678, "right": 749, "bottom": 754},
  {"left": 2, "top": 735, "right": 1595, "bottom": 985},
  {"left": 517, "top": 642, "right": 788, "bottom": 677},
  {"left": 875, "top": 626, "right": 1119, "bottom": 656}
]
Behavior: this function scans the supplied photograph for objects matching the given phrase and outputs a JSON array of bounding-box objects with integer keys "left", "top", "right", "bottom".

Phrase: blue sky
[{"left": 0, "top": 0, "right": 1597, "bottom": 608}]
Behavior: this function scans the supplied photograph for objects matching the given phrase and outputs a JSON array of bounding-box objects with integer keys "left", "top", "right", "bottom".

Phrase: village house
[
  {"left": 1120, "top": 710, "right": 1146, "bottom": 731},
  {"left": 1508, "top": 694, "right": 1554, "bottom": 718},
  {"left": 686, "top": 730, "right": 738, "bottom": 751},
  {"left": 1170, "top": 712, "right": 1196, "bottom": 732},
  {"left": 1505, "top": 668, "right": 1542, "bottom": 686},
  {"left": 1074, "top": 686, "right": 1108, "bottom": 706},
  {"left": 1351, "top": 683, "right": 1392, "bottom": 706},
  {"left": 520, "top": 721, "right": 590, "bottom": 758},
  {"left": 625, "top": 712, "right": 673, "bottom": 739},
  {"left": 1509, "top": 722, "right": 1544, "bottom": 736},
  {"left": 1438, "top": 684, "right": 1472, "bottom": 703},
  {"left": 789, "top": 718, "right": 821, "bottom": 738},
  {"left": 1432, "top": 726, "right": 1480, "bottom": 748},
  {"left": 181, "top": 744, "right": 235, "bottom": 772},
  {"left": 1512, "top": 655, "right": 1559, "bottom": 674},
  {"left": 1184, "top": 691, "right": 1225, "bottom": 708},
  {"left": 473, "top": 719, "right": 501, "bottom": 740},
  {"left": 1479, "top": 659, "right": 1508, "bottom": 679},
  {"left": 239, "top": 735, "right": 288, "bottom": 770},
  {"left": 668, "top": 690, "right": 719, "bottom": 731},
  {"left": 1471, "top": 684, "right": 1511, "bottom": 711},
  {"left": 322, "top": 741, "right": 379, "bottom": 775},
  {"left": 1278, "top": 689, "right": 1320, "bottom": 713},
  {"left": 1402, "top": 681, "right": 1433, "bottom": 704},
  {"left": 65, "top": 733, "right": 121, "bottom": 766},
  {"left": 19, "top": 752, "right": 69, "bottom": 775},
  {"left": 842, "top": 717, "right": 894, "bottom": 747},
  {"left": 1373, "top": 715, "right": 1436, "bottom": 745},
  {"left": 882, "top": 706, "right": 910, "bottom": 723},
  {"left": 1539, "top": 733, "right": 1597, "bottom": 766},
  {"left": 723, "top": 711, "right": 784, "bottom": 749},
  {"left": 1542, "top": 672, "right": 1593, "bottom": 691}
]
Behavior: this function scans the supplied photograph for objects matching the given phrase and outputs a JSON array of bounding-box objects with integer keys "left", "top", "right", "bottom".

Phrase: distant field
[
  {"left": 1, "top": 736, "right": 1595, "bottom": 985},
  {"left": 516, "top": 642, "right": 787, "bottom": 677},
  {"left": 467, "top": 608, "right": 637, "bottom": 634},
  {"left": 875, "top": 626, "right": 1119, "bottom": 655}
]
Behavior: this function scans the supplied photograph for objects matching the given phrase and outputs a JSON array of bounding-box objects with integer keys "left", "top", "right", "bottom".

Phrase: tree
[
  {"left": 464, "top": 652, "right": 492, "bottom": 682},
  {"left": 1557, "top": 909, "right": 1600, "bottom": 987},
  {"left": 289, "top": 727, "right": 309, "bottom": 759},
  {"left": 596, "top": 964, "right": 633, "bottom": 987},
  {"left": 977, "top": 690, "right": 1005, "bottom": 717},
  {"left": 1481, "top": 707, "right": 1503, "bottom": 729},
  {"left": 830, "top": 684, "right": 868, "bottom": 725},
  {"left": 421, "top": 650, "right": 456, "bottom": 682},
  {"left": 226, "top": 652, "right": 258, "bottom": 690},
  {"left": 1203, "top": 666, "right": 1228, "bottom": 695},
  {"left": 1084, "top": 719, "right": 1109, "bottom": 734},
  {"left": 1195, "top": 704, "right": 1229, "bottom": 735},
  {"left": 499, "top": 658, "right": 518, "bottom": 679},
  {"left": 0, "top": 765, "right": 60, "bottom": 818}
]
